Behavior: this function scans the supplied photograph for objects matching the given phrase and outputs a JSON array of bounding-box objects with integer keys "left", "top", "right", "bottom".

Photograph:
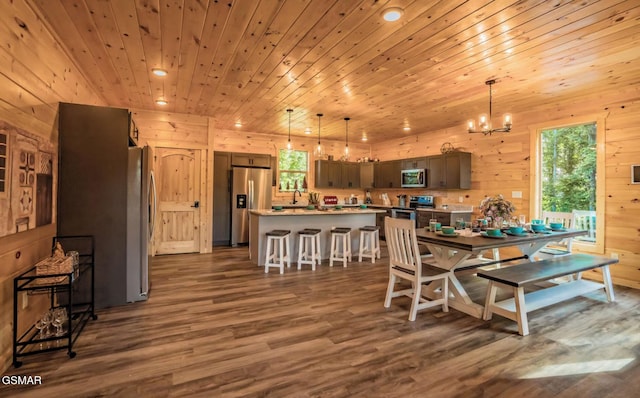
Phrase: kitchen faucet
[{"left": 292, "top": 189, "right": 302, "bottom": 204}]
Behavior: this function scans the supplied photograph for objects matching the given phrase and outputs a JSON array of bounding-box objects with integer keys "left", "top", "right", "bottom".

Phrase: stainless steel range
[{"left": 391, "top": 195, "right": 434, "bottom": 220}]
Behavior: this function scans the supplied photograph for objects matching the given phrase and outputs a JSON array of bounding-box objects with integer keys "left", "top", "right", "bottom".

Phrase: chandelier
[{"left": 467, "top": 79, "right": 512, "bottom": 135}]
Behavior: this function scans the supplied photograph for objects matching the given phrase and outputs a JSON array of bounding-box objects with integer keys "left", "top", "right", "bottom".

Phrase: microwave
[{"left": 401, "top": 168, "right": 426, "bottom": 188}]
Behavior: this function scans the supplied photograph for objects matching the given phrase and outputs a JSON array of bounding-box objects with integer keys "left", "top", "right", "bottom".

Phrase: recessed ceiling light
[
  {"left": 155, "top": 99, "right": 168, "bottom": 105},
  {"left": 304, "top": 128, "right": 312, "bottom": 135},
  {"left": 152, "top": 68, "right": 168, "bottom": 77},
  {"left": 235, "top": 121, "right": 242, "bottom": 128},
  {"left": 403, "top": 126, "right": 411, "bottom": 131},
  {"left": 382, "top": 7, "right": 403, "bottom": 22},
  {"left": 361, "top": 136, "right": 368, "bottom": 142}
]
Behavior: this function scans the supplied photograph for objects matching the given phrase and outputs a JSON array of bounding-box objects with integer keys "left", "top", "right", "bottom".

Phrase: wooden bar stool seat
[
  {"left": 298, "top": 228, "right": 322, "bottom": 270},
  {"left": 358, "top": 225, "right": 381, "bottom": 263},
  {"left": 330, "top": 227, "right": 352, "bottom": 268},
  {"left": 265, "top": 230, "right": 291, "bottom": 274}
]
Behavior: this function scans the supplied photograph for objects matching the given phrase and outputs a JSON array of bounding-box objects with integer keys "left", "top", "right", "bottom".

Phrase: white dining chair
[
  {"left": 542, "top": 211, "right": 573, "bottom": 228},
  {"left": 572, "top": 210, "right": 596, "bottom": 242},
  {"left": 384, "top": 217, "right": 449, "bottom": 321}
]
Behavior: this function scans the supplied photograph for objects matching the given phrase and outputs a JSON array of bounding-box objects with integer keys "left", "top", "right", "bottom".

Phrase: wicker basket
[{"left": 35, "top": 256, "right": 74, "bottom": 284}]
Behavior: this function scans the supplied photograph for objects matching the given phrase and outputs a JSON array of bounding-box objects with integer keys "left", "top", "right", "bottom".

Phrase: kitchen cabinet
[
  {"left": 314, "top": 160, "right": 342, "bottom": 188},
  {"left": 416, "top": 210, "right": 472, "bottom": 228},
  {"left": 374, "top": 160, "right": 402, "bottom": 189},
  {"left": 231, "top": 153, "right": 271, "bottom": 168},
  {"left": 315, "top": 160, "right": 364, "bottom": 188},
  {"left": 375, "top": 208, "right": 392, "bottom": 240},
  {"left": 360, "top": 163, "right": 374, "bottom": 189},
  {"left": 427, "top": 152, "right": 471, "bottom": 189},
  {"left": 401, "top": 157, "right": 428, "bottom": 170},
  {"left": 213, "top": 152, "right": 232, "bottom": 246},
  {"left": 271, "top": 156, "right": 277, "bottom": 186},
  {"left": 341, "top": 162, "right": 360, "bottom": 188}
]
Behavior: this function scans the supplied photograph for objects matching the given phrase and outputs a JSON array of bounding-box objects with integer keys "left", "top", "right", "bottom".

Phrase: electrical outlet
[
  {"left": 611, "top": 252, "right": 619, "bottom": 259},
  {"left": 458, "top": 196, "right": 463, "bottom": 203}
]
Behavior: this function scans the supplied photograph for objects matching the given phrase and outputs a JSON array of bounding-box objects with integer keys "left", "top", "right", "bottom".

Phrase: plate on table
[
  {"left": 436, "top": 231, "right": 459, "bottom": 237},
  {"left": 480, "top": 231, "right": 506, "bottom": 239},
  {"left": 530, "top": 229, "right": 552, "bottom": 234},
  {"left": 548, "top": 227, "right": 567, "bottom": 232},
  {"left": 505, "top": 231, "right": 529, "bottom": 237}
]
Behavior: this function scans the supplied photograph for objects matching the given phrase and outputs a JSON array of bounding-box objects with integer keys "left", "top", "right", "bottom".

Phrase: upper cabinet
[
  {"left": 314, "top": 160, "right": 374, "bottom": 189},
  {"left": 315, "top": 160, "right": 343, "bottom": 188},
  {"left": 427, "top": 152, "right": 471, "bottom": 190},
  {"left": 374, "top": 160, "right": 402, "bottom": 189},
  {"left": 360, "top": 163, "right": 374, "bottom": 189},
  {"left": 341, "top": 162, "right": 360, "bottom": 188},
  {"left": 231, "top": 153, "right": 271, "bottom": 168},
  {"left": 401, "top": 157, "right": 428, "bottom": 170}
]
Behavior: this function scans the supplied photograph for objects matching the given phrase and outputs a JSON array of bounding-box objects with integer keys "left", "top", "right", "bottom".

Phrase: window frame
[
  {"left": 277, "top": 148, "right": 309, "bottom": 192},
  {"left": 529, "top": 113, "right": 606, "bottom": 254}
]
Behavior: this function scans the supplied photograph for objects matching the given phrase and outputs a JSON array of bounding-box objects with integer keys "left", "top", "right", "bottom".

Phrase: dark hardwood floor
[{"left": 2, "top": 245, "right": 639, "bottom": 397}]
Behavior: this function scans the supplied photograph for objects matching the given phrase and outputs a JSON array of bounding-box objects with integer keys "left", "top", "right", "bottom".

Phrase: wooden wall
[
  {"left": 0, "top": 1, "right": 105, "bottom": 372},
  {"left": 2, "top": 0, "right": 639, "bottom": 376},
  {"left": 371, "top": 98, "right": 640, "bottom": 289}
]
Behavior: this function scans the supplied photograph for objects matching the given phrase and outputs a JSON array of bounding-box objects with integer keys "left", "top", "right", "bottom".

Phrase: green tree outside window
[
  {"left": 541, "top": 123, "right": 596, "bottom": 212},
  {"left": 278, "top": 149, "right": 308, "bottom": 191}
]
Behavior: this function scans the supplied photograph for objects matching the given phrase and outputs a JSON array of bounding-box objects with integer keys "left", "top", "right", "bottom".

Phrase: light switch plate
[{"left": 512, "top": 191, "right": 522, "bottom": 198}]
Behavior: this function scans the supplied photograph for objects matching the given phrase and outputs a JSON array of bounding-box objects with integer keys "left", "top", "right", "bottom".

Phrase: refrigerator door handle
[
  {"left": 149, "top": 170, "right": 157, "bottom": 241},
  {"left": 248, "top": 180, "right": 254, "bottom": 209}
]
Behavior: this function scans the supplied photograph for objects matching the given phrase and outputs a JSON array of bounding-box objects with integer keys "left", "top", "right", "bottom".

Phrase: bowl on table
[
  {"left": 509, "top": 226, "right": 524, "bottom": 235},
  {"left": 273, "top": 205, "right": 283, "bottom": 211},
  {"left": 531, "top": 223, "right": 546, "bottom": 232},
  {"left": 486, "top": 228, "right": 502, "bottom": 237},
  {"left": 306, "top": 205, "right": 315, "bottom": 210},
  {"left": 359, "top": 204, "right": 367, "bottom": 209},
  {"left": 441, "top": 226, "right": 455, "bottom": 235},
  {"left": 549, "top": 222, "right": 564, "bottom": 230},
  {"left": 531, "top": 219, "right": 543, "bottom": 225},
  {"left": 335, "top": 205, "right": 343, "bottom": 210}
]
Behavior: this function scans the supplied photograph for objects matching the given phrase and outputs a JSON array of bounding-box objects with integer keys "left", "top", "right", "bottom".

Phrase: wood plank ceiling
[{"left": 30, "top": 0, "right": 640, "bottom": 144}]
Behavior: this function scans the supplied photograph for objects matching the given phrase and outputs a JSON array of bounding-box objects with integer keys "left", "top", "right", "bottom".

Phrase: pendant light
[
  {"left": 286, "top": 108, "right": 293, "bottom": 150},
  {"left": 314, "top": 113, "right": 324, "bottom": 158},
  {"left": 467, "top": 79, "right": 512, "bottom": 135},
  {"left": 343, "top": 117, "right": 350, "bottom": 160}
]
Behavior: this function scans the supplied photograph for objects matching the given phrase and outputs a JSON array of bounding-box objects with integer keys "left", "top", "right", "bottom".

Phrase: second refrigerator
[{"left": 231, "top": 167, "right": 272, "bottom": 246}]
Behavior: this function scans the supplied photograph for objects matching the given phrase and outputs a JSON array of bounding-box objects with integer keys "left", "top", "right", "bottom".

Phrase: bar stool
[
  {"left": 358, "top": 225, "right": 381, "bottom": 263},
  {"left": 297, "top": 228, "right": 322, "bottom": 270},
  {"left": 264, "top": 229, "right": 291, "bottom": 274},
  {"left": 330, "top": 227, "right": 352, "bottom": 267}
]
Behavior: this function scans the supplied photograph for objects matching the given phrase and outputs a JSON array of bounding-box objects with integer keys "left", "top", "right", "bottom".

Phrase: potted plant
[{"left": 479, "top": 194, "right": 515, "bottom": 227}]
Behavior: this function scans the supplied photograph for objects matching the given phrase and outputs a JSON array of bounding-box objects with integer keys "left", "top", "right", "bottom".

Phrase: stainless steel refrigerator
[
  {"left": 231, "top": 167, "right": 272, "bottom": 246},
  {"left": 126, "top": 145, "right": 155, "bottom": 303},
  {"left": 58, "top": 103, "right": 155, "bottom": 308}
]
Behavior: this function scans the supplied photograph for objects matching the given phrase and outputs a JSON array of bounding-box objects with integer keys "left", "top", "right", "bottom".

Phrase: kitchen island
[{"left": 249, "top": 208, "right": 386, "bottom": 266}]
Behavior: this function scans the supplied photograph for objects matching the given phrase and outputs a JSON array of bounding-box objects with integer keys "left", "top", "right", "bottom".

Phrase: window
[
  {"left": 531, "top": 116, "right": 605, "bottom": 253},
  {"left": 278, "top": 149, "right": 308, "bottom": 191}
]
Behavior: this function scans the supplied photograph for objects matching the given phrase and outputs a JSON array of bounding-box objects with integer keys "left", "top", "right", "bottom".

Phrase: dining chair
[
  {"left": 542, "top": 211, "right": 573, "bottom": 228},
  {"left": 535, "top": 211, "right": 575, "bottom": 260},
  {"left": 572, "top": 210, "right": 596, "bottom": 242},
  {"left": 384, "top": 217, "right": 449, "bottom": 321}
]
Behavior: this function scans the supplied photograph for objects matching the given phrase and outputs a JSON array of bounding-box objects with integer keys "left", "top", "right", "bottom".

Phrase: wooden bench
[{"left": 477, "top": 254, "right": 617, "bottom": 336}]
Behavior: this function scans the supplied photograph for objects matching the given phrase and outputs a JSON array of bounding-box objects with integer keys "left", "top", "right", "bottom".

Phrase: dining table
[{"left": 415, "top": 227, "right": 588, "bottom": 318}]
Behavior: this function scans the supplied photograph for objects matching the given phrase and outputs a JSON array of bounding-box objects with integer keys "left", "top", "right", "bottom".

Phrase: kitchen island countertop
[{"left": 249, "top": 208, "right": 385, "bottom": 266}]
